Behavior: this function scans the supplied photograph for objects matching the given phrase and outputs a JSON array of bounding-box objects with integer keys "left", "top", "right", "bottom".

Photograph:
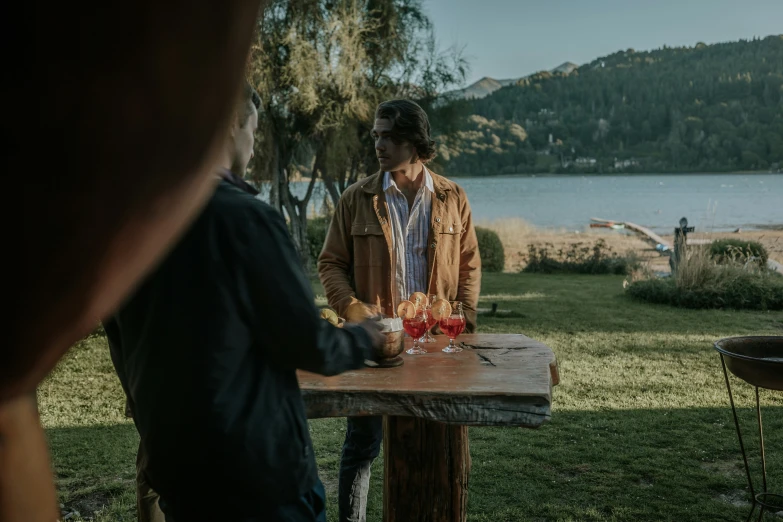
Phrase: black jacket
[{"left": 104, "top": 181, "right": 371, "bottom": 517}]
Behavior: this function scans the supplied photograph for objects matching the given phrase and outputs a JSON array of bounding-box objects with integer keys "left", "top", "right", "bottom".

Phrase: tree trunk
[
  {"left": 314, "top": 139, "right": 342, "bottom": 209},
  {"left": 347, "top": 155, "right": 361, "bottom": 187},
  {"left": 322, "top": 172, "right": 341, "bottom": 208},
  {"left": 269, "top": 141, "right": 283, "bottom": 212},
  {"left": 280, "top": 175, "right": 308, "bottom": 268},
  {"left": 280, "top": 165, "right": 318, "bottom": 270},
  {"left": 289, "top": 206, "right": 311, "bottom": 269},
  {"left": 383, "top": 416, "right": 470, "bottom": 522}
]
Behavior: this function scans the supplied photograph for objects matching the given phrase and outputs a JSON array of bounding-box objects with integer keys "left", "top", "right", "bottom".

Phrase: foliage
[
  {"left": 440, "top": 36, "right": 783, "bottom": 175},
  {"left": 522, "top": 239, "right": 639, "bottom": 274},
  {"left": 627, "top": 245, "right": 783, "bottom": 310},
  {"left": 475, "top": 226, "right": 505, "bottom": 272},
  {"left": 306, "top": 216, "right": 331, "bottom": 267},
  {"left": 248, "top": 0, "right": 378, "bottom": 265},
  {"left": 709, "top": 238, "right": 769, "bottom": 267},
  {"left": 627, "top": 269, "right": 783, "bottom": 310},
  {"left": 437, "top": 114, "right": 534, "bottom": 174}
]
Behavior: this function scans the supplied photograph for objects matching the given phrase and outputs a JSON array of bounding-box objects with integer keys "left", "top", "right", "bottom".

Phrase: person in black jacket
[{"left": 104, "top": 82, "right": 383, "bottom": 522}]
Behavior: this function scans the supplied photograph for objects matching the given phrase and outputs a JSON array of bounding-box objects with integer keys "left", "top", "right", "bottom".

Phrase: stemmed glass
[
  {"left": 439, "top": 301, "right": 466, "bottom": 353},
  {"left": 420, "top": 293, "right": 438, "bottom": 343},
  {"left": 403, "top": 306, "right": 429, "bottom": 355}
]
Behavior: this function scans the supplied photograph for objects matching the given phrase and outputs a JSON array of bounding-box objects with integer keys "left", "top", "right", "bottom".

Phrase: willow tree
[
  {"left": 248, "top": 0, "right": 374, "bottom": 266},
  {"left": 317, "top": 1, "right": 470, "bottom": 208},
  {"left": 247, "top": 0, "right": 468, "bottom": 267}
]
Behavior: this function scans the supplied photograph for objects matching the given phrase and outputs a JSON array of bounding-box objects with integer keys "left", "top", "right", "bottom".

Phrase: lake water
[{"left": 288, "top": 173, "right": 782, "bottom": 233}]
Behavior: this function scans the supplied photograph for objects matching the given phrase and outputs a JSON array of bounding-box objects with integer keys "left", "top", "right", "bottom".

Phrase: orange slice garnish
[
  {"left": 430, "top": 299, "right": 452, "bottom": 321},
  {"left": 409, "top": 292, "right": 428, "bottom": 310},
  {"left": 396, "top": 300, "right": 417, "bottom": 319}
]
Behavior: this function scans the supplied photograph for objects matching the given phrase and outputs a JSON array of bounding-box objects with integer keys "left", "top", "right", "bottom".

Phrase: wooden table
[{"left": 297, "top": 334, "right": 559, "bottom": 522}]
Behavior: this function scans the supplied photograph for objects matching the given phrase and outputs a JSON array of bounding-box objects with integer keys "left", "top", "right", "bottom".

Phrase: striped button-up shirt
[{"left": 383, "top": 168, "right": 434, "bottom": 308}]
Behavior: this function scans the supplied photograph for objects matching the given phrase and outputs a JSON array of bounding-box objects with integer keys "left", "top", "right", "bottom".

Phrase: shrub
[
  {"left": 475, "top": 226, "right": 505, "bottom": 272},
  {"left": 522, "top": 239, "right": 639, "bottom": 275},
  {"left": 627, "top": 246, "right": 783, "bottom": 310},
  {"left": 627, "top": 270, "right": 783, "bottom": 310},
  {"left": 709, "top": 238, "right": 768, "bottom": 267},
  {"left": 307, "top": 216, "right": 331, "bottom": 266}
]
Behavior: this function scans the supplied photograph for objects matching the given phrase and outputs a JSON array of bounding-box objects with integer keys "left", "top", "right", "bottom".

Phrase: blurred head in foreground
[{"left": 5, "top": 1, "right": 263, "bottom": 520}]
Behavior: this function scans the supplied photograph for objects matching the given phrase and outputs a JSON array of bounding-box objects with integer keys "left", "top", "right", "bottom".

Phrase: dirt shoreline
[{"left": 480, "top": 218, "right": 783, "bottom": 273}]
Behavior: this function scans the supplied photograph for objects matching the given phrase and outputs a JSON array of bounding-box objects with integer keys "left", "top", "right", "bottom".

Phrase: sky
[{"left": 424, "top": 0, "right": 783, "bottom": 85}]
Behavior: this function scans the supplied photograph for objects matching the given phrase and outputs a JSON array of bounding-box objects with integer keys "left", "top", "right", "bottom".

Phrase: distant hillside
[
  {"left": 445, "top": 62, "right": 578, "bottom": 100},
  {"left": 435, "top": 37, "right": 783, "bottom": 175}
]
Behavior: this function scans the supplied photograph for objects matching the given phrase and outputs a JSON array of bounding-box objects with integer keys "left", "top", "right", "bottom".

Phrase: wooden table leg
[{"left": 383, "top": 416, "right": 471, "bottom": 522}]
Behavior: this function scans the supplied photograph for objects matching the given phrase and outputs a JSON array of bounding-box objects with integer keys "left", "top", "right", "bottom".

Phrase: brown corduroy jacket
[{"left": 317, "top": 170, "right": 481, "bottom": 331}]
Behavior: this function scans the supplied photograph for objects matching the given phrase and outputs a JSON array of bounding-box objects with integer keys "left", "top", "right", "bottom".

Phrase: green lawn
[{"left": 38, "top": 274, "right": 783, "bottom": 521}]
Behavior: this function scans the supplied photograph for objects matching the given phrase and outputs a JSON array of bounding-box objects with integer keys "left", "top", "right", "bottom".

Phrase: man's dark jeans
[
  {"left": 338, "top": 416, "right": 383, "bottom": 522},
  {"left": 160, "top": 479, "right": 327, "bottom": 522}
]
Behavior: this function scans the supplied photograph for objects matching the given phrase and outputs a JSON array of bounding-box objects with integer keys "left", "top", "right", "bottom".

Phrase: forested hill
[{"left": 436, "top": 35, "right": 783, "bottom": 175}]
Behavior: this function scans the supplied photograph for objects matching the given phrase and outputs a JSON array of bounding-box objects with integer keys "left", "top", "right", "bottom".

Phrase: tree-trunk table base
[{"left": 383, "top": 416, "right": 470, "bottom": 522}]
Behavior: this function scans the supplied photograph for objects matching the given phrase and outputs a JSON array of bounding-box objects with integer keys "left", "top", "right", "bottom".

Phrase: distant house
[
  {"left": 614, "top": 158, "right": 639, "bottom": 169},
  {"left": 562, "top": 157, "right": 596, "bottom": 168},
  {"left": 575, "top": 157, "right": 597, "bottom": 166}
]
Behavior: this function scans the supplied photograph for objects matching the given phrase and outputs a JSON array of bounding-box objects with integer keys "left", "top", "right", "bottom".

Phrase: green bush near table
[
  {"left": 306, "top": 216, "right": 331, "bottom": 267},
  {"left": 475, "top": 227, "right": 505, "bottom": 272}
]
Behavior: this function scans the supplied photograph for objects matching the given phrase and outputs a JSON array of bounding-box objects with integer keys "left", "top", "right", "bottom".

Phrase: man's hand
[
  {"left": 345, "top": 302, "right": 382, "bottom": 323},
  {"left": 356, "top": 318, "right": 385, "bottom": 362}
]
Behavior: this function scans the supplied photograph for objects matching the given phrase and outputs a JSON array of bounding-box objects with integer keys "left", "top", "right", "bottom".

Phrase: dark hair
[
  {"left": 240, "top": 82, "right": 261, "bottom": 126},
  {"left": 375, "top": 99, "right": 437, "bottom": 163}
]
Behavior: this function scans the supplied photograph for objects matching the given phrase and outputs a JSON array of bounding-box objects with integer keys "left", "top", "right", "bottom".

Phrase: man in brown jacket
[{"left": 318, "top": 99, "right": 481, "bottom": 522}]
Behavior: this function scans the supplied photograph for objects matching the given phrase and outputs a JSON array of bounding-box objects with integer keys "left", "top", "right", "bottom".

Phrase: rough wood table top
[{"left": 298, "top": 334, "right": 559, "bottom": 428}]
